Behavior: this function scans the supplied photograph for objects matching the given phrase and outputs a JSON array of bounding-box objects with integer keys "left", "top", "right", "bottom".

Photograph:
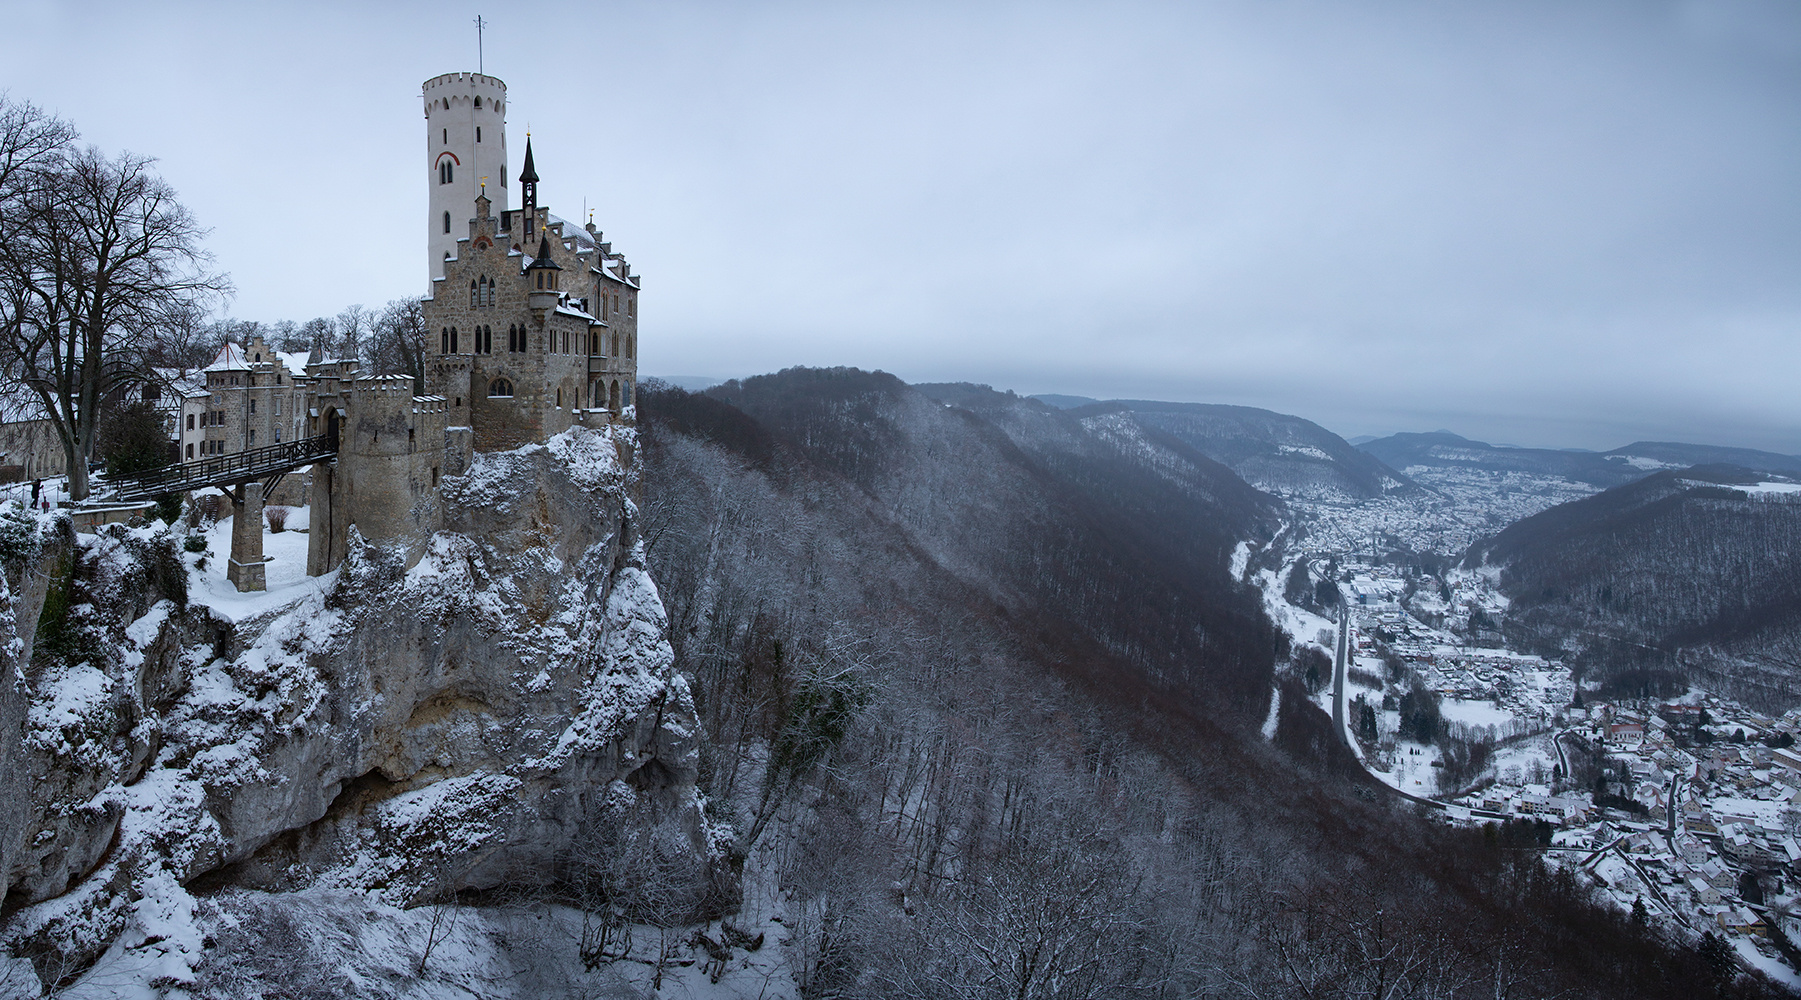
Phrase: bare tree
[
  {"left": 0, "top": 109, "right": 229, "bottom": 499},
  {"left": 371, "top": 296, "right": 429, "bottom": 382},
  {"left": 0, "top": 96, "right": 75, "bottom": 425},
  {"left": 298, "top": 315, "right": 335, "bottom": 359},
  {"left": 335, "top": 303, "right": 370, "bottom": 367},
  {"left": 267, "top": 318, "right": 303, "bottom": 353}
]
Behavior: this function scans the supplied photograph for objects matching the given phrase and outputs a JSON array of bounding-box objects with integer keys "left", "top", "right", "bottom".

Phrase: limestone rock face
[{"left": 0, "top": 426, "right": 726, "bottom": 976}]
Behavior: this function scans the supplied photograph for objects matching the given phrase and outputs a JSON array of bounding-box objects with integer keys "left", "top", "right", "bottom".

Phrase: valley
[{"left": 1266, "top": 447, "right": 1801, "bottom": 987}]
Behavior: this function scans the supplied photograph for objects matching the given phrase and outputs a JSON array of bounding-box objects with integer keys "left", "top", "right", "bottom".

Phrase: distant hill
[
  {"left": 644, "top": 374, "right": 727, "bottom": 393},
  {"left": 1028, "top": 393, "right": 1099, "bottom": 410},
  {"left": 1103, "top": 400, "right": 1413, "bottom": 499},
  {"left": 1606, "top": 441, "right": 1801, "bottom": 476},
  {"left": 1361, "top": 431, "right": 1801, "bottom": 487},
  {"left": 1466, "top": 465, "right": 1801, "bottom": 706}
]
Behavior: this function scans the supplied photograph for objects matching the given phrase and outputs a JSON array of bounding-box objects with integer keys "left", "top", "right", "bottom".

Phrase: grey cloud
[{"left": 3, "top": 0, "right": 1796, "bottom": 450}]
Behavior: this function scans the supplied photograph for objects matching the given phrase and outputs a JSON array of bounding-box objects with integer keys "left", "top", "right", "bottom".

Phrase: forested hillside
[
  {"left": 1106, "top": 400, "right": 1413, "bottom": 499},
  {"left": 637, "top": 370, "right": 1777, "bottom": 998},
  {"left": 1469, "top": 466, "right": 1801, "bottom": 707}
]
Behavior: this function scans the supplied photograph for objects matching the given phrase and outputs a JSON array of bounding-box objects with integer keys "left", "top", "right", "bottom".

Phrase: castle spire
[
  {"left": 520, "top": 135, "right": 540, "bottom": 236},
  {"left": 528, "top": 235, "right": 562, "bottom": 271}
]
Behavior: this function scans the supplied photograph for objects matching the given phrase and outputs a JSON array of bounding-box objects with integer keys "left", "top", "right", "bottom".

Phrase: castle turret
[
  {"left": 424, "top": 72, "right": 510, "bottom": 286},
  {"left": 526, "top": 234, "right": 562, "bottom": 313}
]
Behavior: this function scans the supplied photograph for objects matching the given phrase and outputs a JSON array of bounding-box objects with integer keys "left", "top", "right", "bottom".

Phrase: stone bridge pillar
[{"left": 226, "top": 484, "right": 267, "bottom": 592}]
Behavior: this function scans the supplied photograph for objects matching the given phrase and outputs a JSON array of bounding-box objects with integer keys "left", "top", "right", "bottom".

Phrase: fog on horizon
[{"left": 3, "top": 0, "right": 1796, "bottom": 453}]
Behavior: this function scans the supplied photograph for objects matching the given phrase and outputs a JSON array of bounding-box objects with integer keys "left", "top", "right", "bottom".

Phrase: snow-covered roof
[
  {"left": 547, "top": 213, "right": 597, "bottom": 253},
  {"left": 206, "top": 343, "right": 249, "bottom": 371},
  {"left": 276, "top": 351, "right": 310, "bottom": 377},
  {"left": 153, "top": 367, "right": 209, "bottom": 398}
]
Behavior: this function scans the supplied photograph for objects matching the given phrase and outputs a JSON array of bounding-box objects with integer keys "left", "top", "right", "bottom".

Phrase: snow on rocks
[{"left": 0, "top": 427, "right": 724, "bottom": 991}]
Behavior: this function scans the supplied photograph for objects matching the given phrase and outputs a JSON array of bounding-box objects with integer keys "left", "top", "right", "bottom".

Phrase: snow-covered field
[
  {"left": 1440, "top": 698, "right": 1512, "bottom": 728},
  {"left": 188, "top": 505, "right": 328, "bottom": 619}
]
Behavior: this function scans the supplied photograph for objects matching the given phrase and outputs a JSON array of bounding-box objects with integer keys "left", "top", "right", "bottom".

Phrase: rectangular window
[
  {"left": 250, "top": 399, "right": 256, "bottom": 414},
  {"left": 274, "top": 398, "right": 281, "bottom": 416}
]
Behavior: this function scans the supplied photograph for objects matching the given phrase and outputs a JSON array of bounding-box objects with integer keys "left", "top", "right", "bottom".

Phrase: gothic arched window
[
  {"left": 441, "top": 328, "right": 449, "bottom": 353},
  {"left": 450, "top": 327, "right": 459, "bottom": 353},
  {"left": 470, "top": 281, "right": 478, "bottom": 308},
  {"left": 444, "top": 211, "right": 451, "bottom": 234},
  {"left": 488, "top": 378, "right": 514, "bottom": 398}
]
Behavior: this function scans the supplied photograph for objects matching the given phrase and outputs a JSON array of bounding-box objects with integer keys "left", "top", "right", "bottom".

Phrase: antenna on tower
[{"left": 474, "top": 14, "right": 489, "bottom": 73}]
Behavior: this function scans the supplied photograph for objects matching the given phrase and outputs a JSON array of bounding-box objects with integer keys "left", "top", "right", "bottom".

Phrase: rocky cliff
[{"left": 0, "top": 425, "right": 725, "bottom": 987}]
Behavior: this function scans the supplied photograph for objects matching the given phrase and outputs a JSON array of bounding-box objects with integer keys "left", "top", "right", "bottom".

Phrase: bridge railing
[{"left": 106, "top": 434, "right": 337, "bottom": 502}]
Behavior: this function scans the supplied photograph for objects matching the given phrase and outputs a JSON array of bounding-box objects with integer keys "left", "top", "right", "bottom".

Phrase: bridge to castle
[
  {"left": 105, "top": 431, "right": 339, "bottom": 593},
  {"left": 106, "top": 433, "right": 338, "bottom": 504}
]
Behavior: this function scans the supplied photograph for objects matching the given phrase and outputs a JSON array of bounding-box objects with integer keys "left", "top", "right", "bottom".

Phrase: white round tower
[{"left": 423, "top": 72, "right": 510, "bottom": 286}]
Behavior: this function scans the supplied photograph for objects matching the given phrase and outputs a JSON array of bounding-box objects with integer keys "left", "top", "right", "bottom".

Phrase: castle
[{"left": 183, "top": 71, "right": 642, "bottom": 591}]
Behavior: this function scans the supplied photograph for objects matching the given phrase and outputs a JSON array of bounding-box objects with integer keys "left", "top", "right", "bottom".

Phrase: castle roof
[
  {"left": 276, "top": 351, "right": 311, "bottom": 378},
  {"left": 519, "top": 137, "right": 539, "bottom": 184},
  {"left": 527, "top": 236, "right": 562, "bottom": 270},
  {"left": 205, "top": 343, "right": 249, "bottom": 372}
]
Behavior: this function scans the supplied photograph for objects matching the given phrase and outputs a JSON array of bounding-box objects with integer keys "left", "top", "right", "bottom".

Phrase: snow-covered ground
[
  {"left": 1440, "top": 698, "right": 1512, "bottom": 728},
  {"left": 187, "top": 505, "right": 329, "bottom": 619},
  {"left": 51, "top": 885, "right": 799, "bottom": 1000}
]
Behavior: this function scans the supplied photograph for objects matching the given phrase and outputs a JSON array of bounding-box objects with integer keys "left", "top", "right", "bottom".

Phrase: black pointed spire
[
  {"left": 528, "top": 235, "right": 562, "bottom": 270},
  {"left": 519, "top": 137, "right": 539, "bottom": 184}
]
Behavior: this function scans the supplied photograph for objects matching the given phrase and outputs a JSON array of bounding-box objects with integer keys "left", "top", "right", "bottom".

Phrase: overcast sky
[{"left": 3, "top": 1, "right": 1797, "bottom": 451}]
